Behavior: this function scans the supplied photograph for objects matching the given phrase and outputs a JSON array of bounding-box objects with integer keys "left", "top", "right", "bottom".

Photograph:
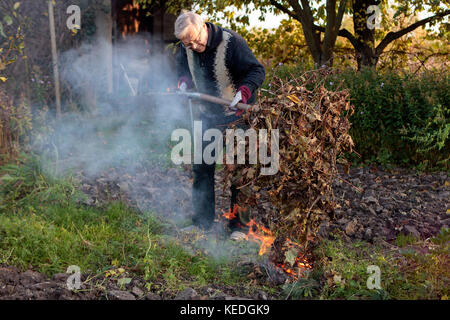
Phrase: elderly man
[{"left": 174, "top": 11, "right": 265, "bottom": 238}]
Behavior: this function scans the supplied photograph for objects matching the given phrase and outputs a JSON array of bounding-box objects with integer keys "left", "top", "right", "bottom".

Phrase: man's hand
[
  {"left": 229, "top": 86, "right": 251, "bottom": 116},
  {"left": 179, "top": 81, "right": 187, "bottom": 92},
  {"left": 177, "top": 76, "right": 193, "bottom": 92},
  {"left": 229, "top": 91, "right": 242, "bottom": 110}
]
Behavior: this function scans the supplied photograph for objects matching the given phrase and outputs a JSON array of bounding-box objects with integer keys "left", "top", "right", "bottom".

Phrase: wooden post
[
  {"left": 78, "top": 0, "right": 114, "bottom": 115},
  {"left": 95, "top": 0, "right": 113, "bottom": 94},
  {"left": 48, "top": 0, "right": 61, "bottom": 118}
]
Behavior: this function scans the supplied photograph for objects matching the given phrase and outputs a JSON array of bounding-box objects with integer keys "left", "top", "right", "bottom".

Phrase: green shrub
[
  {"left": 332, "top": 67, "right": 449, "bottom": 170},
  {"left": 269, "top": 65, "right": 449, "bottom": 171}
]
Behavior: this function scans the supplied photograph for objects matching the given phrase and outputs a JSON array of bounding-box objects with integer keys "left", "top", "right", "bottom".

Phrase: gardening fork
[{"left": 146, "top": 90, "right": 253, "bottom": 112}]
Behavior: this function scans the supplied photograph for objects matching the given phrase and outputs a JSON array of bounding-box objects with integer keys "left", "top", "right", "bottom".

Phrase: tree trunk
[
  {"left": 357, "top": 46, "right": 379, "bottom": 70},
  {"left": 352, "top": 0, "right": 379, "bottom": 70},
  {"left": 293, "top": 0, "right": 346, "bottom": 68}
]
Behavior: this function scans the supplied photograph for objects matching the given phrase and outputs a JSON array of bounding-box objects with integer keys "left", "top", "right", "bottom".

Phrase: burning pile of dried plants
[{"left": 223, "top": 69, "right": 355, "bottom": 270}]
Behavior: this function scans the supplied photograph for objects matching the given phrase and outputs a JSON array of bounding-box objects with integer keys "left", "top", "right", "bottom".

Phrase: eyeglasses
[{"left": 182, "top": 27, "right": 203, "bottom": 49}]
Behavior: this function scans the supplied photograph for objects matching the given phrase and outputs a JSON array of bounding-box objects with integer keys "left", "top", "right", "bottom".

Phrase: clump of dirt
[
  {"left": 218, "top": 165, "right": 448, "bottom": 243},
  {"left": 0, "top": 265, "right": 110, "bottom": 300},
  {"left": 328, "top": 165, "right": 449, "bottom": 242},
  {"left": 0, "top": 264, "right": 277, "bottom": 300},
  {"left": 78, "top": 164, "right": 194, "bottom": 222}
]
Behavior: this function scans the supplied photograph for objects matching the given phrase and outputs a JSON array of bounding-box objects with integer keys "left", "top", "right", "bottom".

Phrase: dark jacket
[{"left": 176, "top": 22, "right": 265, "bottom": 119}]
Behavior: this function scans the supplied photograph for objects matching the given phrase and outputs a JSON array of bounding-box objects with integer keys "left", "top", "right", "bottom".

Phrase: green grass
[
  {"left": 307, "top": 232, "right": 450, "bottom": 300},
  {"left": 0, "top": 199, "right": 250, "bottom": 294},
  {"left": 0, "top": 202, "right": 145, "bottom": 274},
  {"left": 395, "top": 233, "right": 419, "bottom": 247}
]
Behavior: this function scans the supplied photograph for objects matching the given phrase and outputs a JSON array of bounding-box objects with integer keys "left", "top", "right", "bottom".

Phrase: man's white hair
[{"left": 174, "top": 11, "right": 204, "bottom": 39}]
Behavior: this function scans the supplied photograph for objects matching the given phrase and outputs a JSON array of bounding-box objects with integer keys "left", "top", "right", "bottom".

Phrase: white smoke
[
  {"left": 32, "top": 34, "right": 265, "bottom": 264},
  {"left": 40, "top": 34, "right": 189, "bottom": 176}
]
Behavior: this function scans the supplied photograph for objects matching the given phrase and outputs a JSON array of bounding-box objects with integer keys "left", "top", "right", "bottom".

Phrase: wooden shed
[
  {"left": 112, "top": 0, "right": 177, "bottom": 45},
  {"left": 111, "top": 0, "right": 177, "bottom": 95}
]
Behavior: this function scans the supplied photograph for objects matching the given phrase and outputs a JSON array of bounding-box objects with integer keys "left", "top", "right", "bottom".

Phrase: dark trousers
[
  {"left": 191, "top": 113, "right": 243, "bottom": 230},
  {"left": 192, "top": 161, "right": 216, "bottom": 228}
]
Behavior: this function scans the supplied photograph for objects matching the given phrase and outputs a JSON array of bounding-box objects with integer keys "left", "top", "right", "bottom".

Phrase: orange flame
[
  {"left": 222, "top": 205, "right": 274, "bottom": 255},
  {"left": 275, "top": 238, "right": 312, "bottom": 280},
  {"left": 245, "top": 219, "right": 275, "bottom": 256},
  {"left": 221, "top": 205, "right": 312, "bottom": 279},
  {"left": 222, "top": 204, "right": 246, "bottom": 220}
]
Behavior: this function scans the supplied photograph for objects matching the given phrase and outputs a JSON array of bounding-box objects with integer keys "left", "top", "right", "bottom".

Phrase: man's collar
[
  {"left": 204, "top": 22, "right": 223, "bottom": 52},
  {"left": 205, "top": 23, "right": 213, "bottom": 50}
]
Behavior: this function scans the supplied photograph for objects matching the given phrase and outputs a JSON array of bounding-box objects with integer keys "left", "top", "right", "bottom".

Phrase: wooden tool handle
[
  {"left": 145, "top": 91, "right": 253, "bottom": 111},
  {"left": 196, "top": 93, "right": 252, "bottom": 111}
]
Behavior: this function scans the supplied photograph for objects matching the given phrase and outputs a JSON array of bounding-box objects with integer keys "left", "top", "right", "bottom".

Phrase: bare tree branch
[
  {"left": 313, "top": 25, "right": 359, "bottom": 49},
  {"left": 375, "top": 10, "right": 450, "bottom": 56},
  {"left": 336, "top": 0, "right": 347, "bottom": 29},
  {"left": 269, "top": 0, "right": 297, "bottom": 20}
]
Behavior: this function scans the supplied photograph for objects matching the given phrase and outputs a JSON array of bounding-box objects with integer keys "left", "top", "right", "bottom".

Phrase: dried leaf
[
  {"left": 117, "top": 278, "right": 132, "bottom": 286},
  {"left": 284, "top": 248, "right": 298, "bottom": 267}
]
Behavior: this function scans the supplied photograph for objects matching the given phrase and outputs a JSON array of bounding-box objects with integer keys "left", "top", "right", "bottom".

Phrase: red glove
[{"left": 234, "top": 85, "right": 251, "bottom": 116}]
